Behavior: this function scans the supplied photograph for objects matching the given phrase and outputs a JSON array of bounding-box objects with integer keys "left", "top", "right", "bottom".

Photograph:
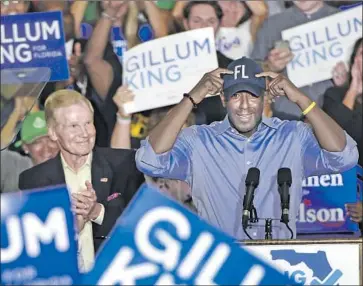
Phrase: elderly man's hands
[{"left": 72, "top": 181, "right": 102, "bottom": 231}]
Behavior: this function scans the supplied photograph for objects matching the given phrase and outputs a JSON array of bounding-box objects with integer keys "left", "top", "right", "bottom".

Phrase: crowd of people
[{"left": 1, "top": 0, "right": 362, "bottom": 273}]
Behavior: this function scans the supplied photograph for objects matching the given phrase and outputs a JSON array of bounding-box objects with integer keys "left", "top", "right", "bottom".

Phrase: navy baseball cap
[{"left": 223, "top": 57, "right": 266, "bottom": 99}]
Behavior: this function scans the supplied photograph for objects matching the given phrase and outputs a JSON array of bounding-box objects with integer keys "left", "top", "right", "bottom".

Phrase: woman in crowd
[
  {"left": 323, "top": 38, "right": 362, "bottom": 166},
  {"left": 323, "top": 38, "right": 363, "bottom": 233}
]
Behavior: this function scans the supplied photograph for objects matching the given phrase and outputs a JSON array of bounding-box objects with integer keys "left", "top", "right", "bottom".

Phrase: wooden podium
[{"left": 238, "top": 238, "right": 362, "bottom": 285}]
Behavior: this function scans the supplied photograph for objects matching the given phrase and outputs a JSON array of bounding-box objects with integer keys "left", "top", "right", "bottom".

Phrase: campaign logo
[{"left": 270, "top": 250, "right": 342, "bottom": 285}]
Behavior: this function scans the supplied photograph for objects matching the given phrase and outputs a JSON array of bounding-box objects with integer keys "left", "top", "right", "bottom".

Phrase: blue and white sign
[
  {"left": 82, "top": 184, "right": 296, "bottom": 285},
  {"left": 246, "top": 243, "right": 360, "bottom": 285},
  {"left": 297, "top": 167, "right": 359, "bottom": 234},
  {"left": 282, "top": 5, "right": 362, "bottom": 87},
  {"left": 1, "top": 11, "right": 69, "bottom": 82},
  {"left": 1, "top": 185, "right": 79, "bottom": 285},
  {"left": 122, "top": 28, "right": 218, "bottom": 113}
]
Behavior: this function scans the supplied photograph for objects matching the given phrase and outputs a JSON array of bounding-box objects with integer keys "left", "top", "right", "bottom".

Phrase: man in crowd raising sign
[{"left": 136, "top": 57, "right": 358, "bottom": 241}]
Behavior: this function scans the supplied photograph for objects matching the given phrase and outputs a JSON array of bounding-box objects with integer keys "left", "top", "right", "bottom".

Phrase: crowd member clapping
[{"left": 18, "top": 90, "right": 144, "bottom": 272}]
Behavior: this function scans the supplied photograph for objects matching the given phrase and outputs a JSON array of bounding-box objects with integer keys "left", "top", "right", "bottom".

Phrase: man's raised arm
[{"left": 149, "top": 68, "right": 232, "bottom": 154}]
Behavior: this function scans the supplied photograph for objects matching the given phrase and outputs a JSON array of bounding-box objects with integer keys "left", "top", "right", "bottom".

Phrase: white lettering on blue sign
[
  {"left": 298, "top": 203, "right": 345, "bottom": 223},
  {"left": 302, "top": 174, "right": 343, "bottom": 187},
  {"left": 0, "top": 20, "right": 61, "bottom": 64},
  {"left": 97, "top": 206, "right": 266, "bottom": 285},
  {"left": 1, "top": 207, "right": 70, "bottom": 263}
]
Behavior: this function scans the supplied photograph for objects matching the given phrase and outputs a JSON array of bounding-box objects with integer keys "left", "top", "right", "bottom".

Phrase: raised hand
[
  {"left": 332, "top": 61, "right": 348, "bottom": 87},
  {"left": 350, "top": 57, "right": 362, "bottom": 95},
  {"left": 68, "top": 42, "right": 82, "bottom": 85},
  {"left": 101, "top": 0, "right": 128, "bottom": 19},
  {"left": 256, "top": 71, "right": 303, "bottom": 104},
  {"left": 266, "top": 48, "right": 294, "bottom": 73},
  {"left": 113, "top": 85, "right": 135, "bottom": 119},
  {"left": 189, "top": 68, "right": 233, "bottom": 104},
  {"left": 346, "top": 202, "right": 363, "bottom": 223}
]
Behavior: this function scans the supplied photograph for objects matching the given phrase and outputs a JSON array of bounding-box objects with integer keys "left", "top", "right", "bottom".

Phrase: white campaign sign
[
  {"left": 122, "top": 28, "right": 218, "bottom": 114},
  {"left": 245, "top": 243, "right": 361, "bottom": 285},
  {"left": 282, "top": 5, "right": 362, "bottom": 88}
]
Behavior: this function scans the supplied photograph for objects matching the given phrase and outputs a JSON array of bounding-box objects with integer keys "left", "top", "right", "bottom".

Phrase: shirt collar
[
  {"left": 291, "top": 3, "right": 328, "bottom": 20},
  {"left": 61, "top": 152, "right": 93, "bottom": 172},
  {"left": 214, "top": 115, "right": 280, "bottom": 136}
]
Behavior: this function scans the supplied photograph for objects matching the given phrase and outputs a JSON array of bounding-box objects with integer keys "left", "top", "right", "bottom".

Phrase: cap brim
[
  {"left": 224, "top": 83, "right": 264, "bottom": 99},
  {"left": 17, "top": 134, "right": 48, "bottom": 147}
]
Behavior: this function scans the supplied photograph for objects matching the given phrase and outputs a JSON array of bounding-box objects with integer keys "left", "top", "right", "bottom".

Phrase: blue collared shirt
[{"left": 136, "top": 116, "right": 358, "bottom": 240}]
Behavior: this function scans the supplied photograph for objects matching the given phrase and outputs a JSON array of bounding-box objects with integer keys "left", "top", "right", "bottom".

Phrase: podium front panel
[{"left": 242, "top": 239, "right": 362, "bottom": 285}]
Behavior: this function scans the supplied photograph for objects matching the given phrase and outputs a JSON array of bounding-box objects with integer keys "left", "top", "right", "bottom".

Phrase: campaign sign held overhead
[
  {"left": 1, "top": 11, "right": 69, "bottom": 82},
  {"left": 1, "top": 186, "right": 79, "bottom": 285},
  {"left": 122, "top": 28, "right": 218, "bottom": 113},
  {"left": 82, "top": 184, "right": 296, "bottom": 285},
  {"left": 297, "top": 167, "right": 359, "bottom": 234}
]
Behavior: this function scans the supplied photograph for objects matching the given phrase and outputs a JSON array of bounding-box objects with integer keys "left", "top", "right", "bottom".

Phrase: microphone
[
  {"left": 277, "top": 168, "right": 292, "bottom": 224},
  {"left": 242, "top": 168, "right": 260, "bottom": 229}
]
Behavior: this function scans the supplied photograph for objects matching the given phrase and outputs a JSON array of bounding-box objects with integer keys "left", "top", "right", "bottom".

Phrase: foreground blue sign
[
  {"left": 297, "top": 167, "right": 359, "bottom": 233},
  {"left": 1, "top": 11, "right": 69, "bottom": 82},
  {"left": 0, "top": 186, "right": 79, "bottom": 285},
  {"left": 83, "top": 184, "right": 296, "bottom": 285}
]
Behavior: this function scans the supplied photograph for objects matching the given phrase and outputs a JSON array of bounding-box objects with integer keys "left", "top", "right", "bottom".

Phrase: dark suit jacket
[{"left": 18, "top": 147, "right": 144, "bottom": 252}]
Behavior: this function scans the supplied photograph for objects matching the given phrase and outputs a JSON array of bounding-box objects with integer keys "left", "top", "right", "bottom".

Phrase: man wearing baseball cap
[
  {"left": 14, "top": 111, "right": 59, "bottom": 165},
  {"left": 1, "top": 111, "right": 59, "bottom": 193},
  {"left": 136, "top": 57, "right": 358, "bottom": 240}
]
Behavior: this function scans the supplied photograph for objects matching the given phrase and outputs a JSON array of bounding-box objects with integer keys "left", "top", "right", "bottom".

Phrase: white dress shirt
[{"left": 61, "top": 153, "right": 105, "bottom": 273}]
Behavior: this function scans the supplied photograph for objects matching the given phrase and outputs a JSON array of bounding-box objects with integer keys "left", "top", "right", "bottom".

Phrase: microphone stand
[
  {"left": 265, "top": 219, "right": 273, "bottom": 240},
  {"left": 250, "top": 205, "right": 259, "bottom": 223},
  {"left": 243, "top": 205, "right": 259, "bottom": 240}
]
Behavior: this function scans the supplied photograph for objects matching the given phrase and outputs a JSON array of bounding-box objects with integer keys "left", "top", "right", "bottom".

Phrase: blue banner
[
  {"left": 1, "top": 185, "right": 79, "bottom": 285},
  {"left": 1, "top": 11, "right": 69, "bottom": 82},
  {"left": 297, "top": 167, "right": 359, "bottom": 234},
  {"left": 83, "top": 184, "right": 296, "bottom": 285}
]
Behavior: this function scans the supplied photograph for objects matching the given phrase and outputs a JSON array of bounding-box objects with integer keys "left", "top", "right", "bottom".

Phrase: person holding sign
[
  {"left": 18, "top": 90, "right": 144, "bottom": 272},
  {"left": 251, "top": 0, "right": 339, "bottom": 120},
  {"left": 182, "top": 1, "right": 233, "bottom": 125},
  {"left": 136, "top": 57, "right": 358, "bottom": 241}
]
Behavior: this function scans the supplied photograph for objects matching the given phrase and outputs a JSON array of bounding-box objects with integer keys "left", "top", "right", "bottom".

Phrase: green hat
[
  {"left": 14, "top": 111, "right": 48, "bottom": 147},
  {"left": 156, "top": 0, "right": 175, "bottom": 10}
]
